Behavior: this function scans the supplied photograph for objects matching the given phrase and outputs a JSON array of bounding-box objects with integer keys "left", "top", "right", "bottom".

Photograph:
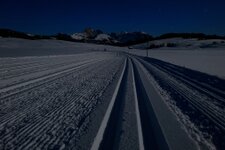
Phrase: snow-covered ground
[
  {"left": 0, "top": 52, "right": 125, "bottom": 149},
  {"left": 0, "top": 37, "right": 224, "bottom": 149},
  {"left": 0, "top": 52, "right": 115, "bottom": 88},
  {"left": 136, "top": 57, "right": 224, "bottom": 150},
  {"left": 130, "top": 49, "right": 225, "bottom": 79},
  {"left": 133, "top": 38, "right": 225, "bottom": 50},
  {"left": 128, "top": 38, "right": 225, "bottom": 79},
  {"left": 0, "top": 38, "right": 121, "bottom": 57},
  {"left": 1, "top": 37, "right": 224, "bottom": 79}
]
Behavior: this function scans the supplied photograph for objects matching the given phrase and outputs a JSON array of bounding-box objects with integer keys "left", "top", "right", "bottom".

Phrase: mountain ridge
[{"left": 1, "top": 28, "right": 224, "bottom": 47}]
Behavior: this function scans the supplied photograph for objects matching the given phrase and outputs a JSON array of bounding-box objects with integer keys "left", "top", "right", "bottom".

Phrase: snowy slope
[
  {"left": 95, "top": 34, "right": 111, "bottom": 41},
  {"left": 0, "top": 38, "right": 224, "bottom": 149},
  {"left": 129, "top": 49, "right": 225, "bottom": 79},
  {"left": 133, "top": 38, "right": 225, "bottom": 50},
  {"left": 1, "top": 37, "right": 225, "bottom": 80},
  {"left": 128, "top": 38, "right": 225, "bottom": 79},
  {"left": 71, "top": 33, "right": 87, "bottom": 40},
  {"left": 0, "top": 38, "right": 123, "bottom": 57}
]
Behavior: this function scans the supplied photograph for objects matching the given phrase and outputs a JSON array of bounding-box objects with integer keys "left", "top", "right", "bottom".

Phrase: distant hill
[
  {"left": 132, "top": 38, "right": 225, "bottom": 50},
  {"left": 0, "top": 29, "right": 51, "bottom": 40},
  {"left": 156, "top": 33, "right": 225, "bottom": 40}
]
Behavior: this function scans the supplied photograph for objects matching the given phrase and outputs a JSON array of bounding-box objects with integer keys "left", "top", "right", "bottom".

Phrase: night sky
[{"left": 0, "top": 0, "right": 225, "bottom": 35}]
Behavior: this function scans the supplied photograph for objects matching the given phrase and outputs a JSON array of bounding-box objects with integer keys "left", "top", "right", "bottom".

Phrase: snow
[
  {"left": 0, "top": 59, "right": 99, "bottom": 92},
  {"left": 0, "top": 52, "right": 114, "bottom": 89},
  {"left": 133, "top": 38, "right": 225, "bottom": 50},
  {"left": 0, "top": 37, "right": 223, "bottom": 149},
  {"left": 1, "top": 37, "right": 225, "bottom": 79},
  {"left": 136, "top": 58, "right": 221, "bottom": 149},
  {"left": 146, "top": 49, "right": 225, "bottom": 79},
  {"left": 27, "top": 33, "right": 35, "bottom": 37},
  {"left": 131, "top": 64, "right": 144, "bottom": 150},
  {"left": 71, "top": 33, "right": 87, "bottom": 40},
  {"left": 95, "top": 34, "right": 111, "bottom": 41},
  {"left": 128, "top": 38, "right": 225, "bottom": 79},
  {"left": 150, "top": 75, "right": 216, "bottom": 150},
  {"left": 91, "top": 58, "right": 127, "bottom": 150},
  {"left": 0, "top": 38, "right": 122, "bottom": 57},
  {"left": 133, "top": 59, "right": 199, "bottom": 150},
  {"left": 0, "top": 52, "right": 124, "bottom": 149}
]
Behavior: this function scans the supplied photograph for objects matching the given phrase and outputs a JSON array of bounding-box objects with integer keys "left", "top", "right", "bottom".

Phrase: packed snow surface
[
  {"left": 133, "top": 38, "right": 225, "bottom": 50},
  {"left": 130, "top": 49, "right": 225, "bottom": 79},
  {"left": 0, "top": 38, "right": 224, "bottom": 149},
  {"left": 128, "top": 38, "right": 225, "bottom": 79},
  {"left": 0, "top": 38, "right": 121, "bottom": 57},
  {"left": 0, "top": 52, "right": 125, "bottom": 149},
  {"left": 95, "top": 34, "right": 111, "bottom": 41}
]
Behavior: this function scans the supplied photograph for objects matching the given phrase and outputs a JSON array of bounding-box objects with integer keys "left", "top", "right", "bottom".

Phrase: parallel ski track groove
[
  {"left": 130, "top": 59, "right": 145, "bottom": 150},
  {"left": 91, "top": 58, "right": 127, "bottom": 150},
  {"left": 0, "top": 59, "right": 103, "bottom": 101},
  {"left": 150, "top": 61, "right": 225, "bottom": 105},
  {"left": 137, "top": 58, "right": 225, "bottom": 132},
  {"left": 0, "top": 59, "right": 115, "bottom": 125},
  {"left": 0, "top": 58, "right": 89, "bottom": 80},
  {"left": 0, "top": 58, "right": 123, "bottom": 149},
  {"left": 0, "top": 61, "right": 101, "bottom": 125}
]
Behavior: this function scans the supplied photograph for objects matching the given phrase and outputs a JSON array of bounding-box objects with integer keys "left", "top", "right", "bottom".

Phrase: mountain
[
  {"left": 71, "top": 33, "right": 87, "bottom": 40},
  {"left": 110, "top": 32, "right": 153, "bottom": 46},
  {"left": 70, "top": 28, "right": 153, "bottom": 46},
  {"left": 94, "top": 33, "right": 119, "bottom": 44},
  {"left": 2, "top": 28, "right": 224, "bottom": 47},
  {"left": 71, "top": 28, "right": 103, "bottom": 41}
]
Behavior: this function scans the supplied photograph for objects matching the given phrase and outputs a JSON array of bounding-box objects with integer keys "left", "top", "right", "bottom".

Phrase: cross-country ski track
[{"left": 0, "top": 52, "right": 225, "bottom": 150}]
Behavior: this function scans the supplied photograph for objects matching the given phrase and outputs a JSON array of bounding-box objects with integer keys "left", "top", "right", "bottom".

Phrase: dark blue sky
[{"left": 0, "top": 0, "right": 225, "bottom": 35}]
